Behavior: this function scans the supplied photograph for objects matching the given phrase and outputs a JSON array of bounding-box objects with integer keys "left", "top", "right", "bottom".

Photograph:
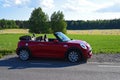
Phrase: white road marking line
[
  {"left": 88, "top": 62, "right": 117, "bottom": 64},
  {"left": 98, "top": 65, "right": 120, "bottom": 68}
]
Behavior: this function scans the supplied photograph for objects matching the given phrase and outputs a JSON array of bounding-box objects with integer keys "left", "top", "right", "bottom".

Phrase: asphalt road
[{"left": 0, "top": 55, "right": 120, "bottom": 80}]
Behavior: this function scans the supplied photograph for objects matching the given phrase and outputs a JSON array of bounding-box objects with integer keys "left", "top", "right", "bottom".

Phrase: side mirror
[{"left": 53, "top": 39, "right": 59, "bottom": 43}]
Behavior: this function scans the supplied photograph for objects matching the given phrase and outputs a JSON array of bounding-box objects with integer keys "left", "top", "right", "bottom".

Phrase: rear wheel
[
  {"left": 67, "top": 49, "right": 82, "bottom": 63},
  {"left": 18, "top": 49, "right": 30, "bottom": 61}
]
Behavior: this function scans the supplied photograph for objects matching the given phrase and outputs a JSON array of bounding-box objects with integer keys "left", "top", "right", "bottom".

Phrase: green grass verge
[
  {"left": 0, "top": 34, "right": 27, "bottom": 58},
  {"left": 0, "top": 34, "right": 120, "bottom": 58},
  {"left": 68, "top": 34, "right": 120, "bottom": 54}
]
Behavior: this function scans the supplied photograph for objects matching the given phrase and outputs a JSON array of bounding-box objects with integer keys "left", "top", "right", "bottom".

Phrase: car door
[
  {"left": 39, "top": 41, "right": 68, "bottom": 58},
  {"left": 28, "top": 41, "right": 44, "bottom": 57}
]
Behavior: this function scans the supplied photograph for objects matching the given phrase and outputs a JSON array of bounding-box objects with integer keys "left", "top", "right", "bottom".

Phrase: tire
[
  {"left": 18, "top": 48, "right": 30, "bottom": 61},
  {"left": 67, "top": 49, "right": 82, "bottom": 63}
]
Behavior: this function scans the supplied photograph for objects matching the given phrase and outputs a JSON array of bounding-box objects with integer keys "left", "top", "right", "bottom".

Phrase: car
[{"left": 16, "top": 32, "right": 92, "bottom": 63}]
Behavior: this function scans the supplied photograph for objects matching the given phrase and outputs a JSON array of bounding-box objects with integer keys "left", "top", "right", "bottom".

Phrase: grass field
[
  {"left": 67, "top": 29, "right": 120, "bottom": 35},
  {"left": 0, "top": 29, "right": 29, "bottom": 34},
  {"left": 0, "top": 34, "right": 23, "bottom": 58},
  {"left": 68, "top": 34, "right": 120, "bottom": 54},
  {"left": 0, "top": 29, "right": 120, "bottom": 58},
  {"left": 0, "top": 29, "right": 120, "bottom": 35}
]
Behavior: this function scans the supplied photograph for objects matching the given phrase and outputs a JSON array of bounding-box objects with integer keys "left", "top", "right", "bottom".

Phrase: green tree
[
  {"left": 50, "top": 11, "right": 67, "bottom": 33},
  {"left": 0, "top": 19, "right": 7, "bottom": 28},
  {"left": 29, "top": 7, "right": 49, "bottom": 33},
  {"left": 0, "top": 19, "right": 18, "bottom": 29}
]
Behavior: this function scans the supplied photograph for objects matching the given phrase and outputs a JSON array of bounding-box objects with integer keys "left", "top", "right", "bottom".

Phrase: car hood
[
  {"left": 68, "top": 40, "right": 91, "bottom": 47},
  {"left": 67, "top": 40, "right": 91, "bottom": 49},
  {"left": 67, "top": 40, "right": 85, "bottom": 44}
]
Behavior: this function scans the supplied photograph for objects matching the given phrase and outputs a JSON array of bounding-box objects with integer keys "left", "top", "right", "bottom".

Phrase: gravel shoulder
[
  {"left": 88, "top": 53, "right": 120, "bottom": 63},
  {"left": 1, "top": 54, "right": 120, "bottom": 63}
]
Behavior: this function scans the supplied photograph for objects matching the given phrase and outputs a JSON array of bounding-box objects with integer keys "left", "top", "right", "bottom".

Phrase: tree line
[
  {"left": 67, "top": 19, "right": 120, "bottom": 30},
  {"left": 0, "top": 19, "right": 18, "bottom": 29},
  {"left": 1, "top": 18, "right": 120, "bottom": 30}
]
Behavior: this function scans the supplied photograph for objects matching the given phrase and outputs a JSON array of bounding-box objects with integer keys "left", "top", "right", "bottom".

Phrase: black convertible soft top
[{"left": 19, "top": 35, "right": 31, "bottom": 41}]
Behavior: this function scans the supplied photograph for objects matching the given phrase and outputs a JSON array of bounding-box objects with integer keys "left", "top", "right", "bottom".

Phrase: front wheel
[
  {"left": 67, "top": 50, "right": 82, "bottom": 63},
  {"left": 18, "top": 49, "right": 30, "bottom": 61}
]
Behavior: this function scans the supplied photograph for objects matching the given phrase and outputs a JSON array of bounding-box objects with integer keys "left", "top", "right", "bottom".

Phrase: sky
[{"left": 0, "top": 0, "right": 120, "bottom": 20}]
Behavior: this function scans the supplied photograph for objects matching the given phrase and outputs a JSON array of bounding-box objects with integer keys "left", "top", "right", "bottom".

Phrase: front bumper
[
  {"left": 82, "top": 44, "right": 92, "bottom": 59},
  {"left": 88, "top": 50, "right": 92, "bottom": 58}
]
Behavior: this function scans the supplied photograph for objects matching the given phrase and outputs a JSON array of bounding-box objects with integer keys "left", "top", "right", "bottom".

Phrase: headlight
[{"left": 80, "top": 42, "right": 87, "bottom": 49}]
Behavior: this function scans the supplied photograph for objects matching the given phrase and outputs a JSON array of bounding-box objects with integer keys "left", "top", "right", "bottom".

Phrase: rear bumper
[{"left": 16, "top": 48, "right": 18, "bottom": 55}]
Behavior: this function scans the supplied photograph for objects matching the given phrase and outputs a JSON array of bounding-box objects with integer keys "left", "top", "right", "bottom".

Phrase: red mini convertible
[{"left": 16, "top": 32, "right": 92, "bottom": 63}]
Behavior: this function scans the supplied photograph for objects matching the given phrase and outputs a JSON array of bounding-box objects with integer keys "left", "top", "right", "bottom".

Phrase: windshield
[{"left": 55, "top": 32, "right": 71, "bottom": 42}]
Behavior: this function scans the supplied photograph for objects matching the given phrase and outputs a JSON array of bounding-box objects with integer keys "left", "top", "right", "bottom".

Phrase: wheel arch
[
  {"left": 65, "top": 47, "right": 83, "bottom": 58},
  {"left": 17, "top": 46, "right": 31, "bottom": 56}
]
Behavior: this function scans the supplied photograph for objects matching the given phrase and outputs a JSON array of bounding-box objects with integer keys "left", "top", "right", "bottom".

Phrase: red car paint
[{"left": 16, "top": 32, "right": 92, "bottom": 62}]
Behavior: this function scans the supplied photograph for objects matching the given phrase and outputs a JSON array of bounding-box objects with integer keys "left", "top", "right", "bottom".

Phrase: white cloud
[
  {"left": 62, "top": 0, "right": 117, "bottom": 13},
  {"left": 16, "top": 0, "right": 30, "bottom": 5},
  {"left": 62, "top": 0, "right": 96, "bottom": 12},
  {"left": 1, "top": 0, "right": 30, "bottom": 7},
  {"left": 1, "top": 0, "right": 120, "bottom": 20},
  {"left": 40, "top": 0, "right": 54, "bottom": 10},
  {"left": 3, "top": 2, "right": 11, "bottom": 7},
  {"left": 61, "top": 0, "right": 120, "bottom": 20},
  {"left": 15, "top": 0, "right": 22, "bottom": 5},
  {"left": 96, "top": 2, "right": 120, "bottom": 12}
]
